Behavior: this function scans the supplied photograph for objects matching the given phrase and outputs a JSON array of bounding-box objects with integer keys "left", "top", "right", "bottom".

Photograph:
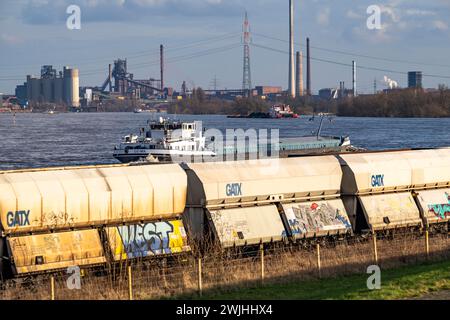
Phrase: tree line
[{"left": 169, "top": 86, "right": 450, "bottom": 118}]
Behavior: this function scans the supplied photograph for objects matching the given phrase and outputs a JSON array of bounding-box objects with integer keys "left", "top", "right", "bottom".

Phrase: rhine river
[{"left": 0, "top": 112, "right": 449, "bottom": 170}]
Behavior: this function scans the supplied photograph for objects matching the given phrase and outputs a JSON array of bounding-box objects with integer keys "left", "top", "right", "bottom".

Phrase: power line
[
  {"left": 252, "top": 32, "right": 450, "bottom": 69},
  {"left": 0, "top": 38, "right": 242, "bottom": 78},
  {"left": 0, "top": 32, "right": 241, "bottom": 71},
  {"left": 79, "top": 43, "right": 242, "bottom": 77},
  {"left": 251, "top": 43, "right": 450, "bottom": 80}
]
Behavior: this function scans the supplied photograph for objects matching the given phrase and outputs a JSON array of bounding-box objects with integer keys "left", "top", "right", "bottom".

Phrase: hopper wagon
[{"left": 0, "top": 149, "right": 449, "bottom": 280}]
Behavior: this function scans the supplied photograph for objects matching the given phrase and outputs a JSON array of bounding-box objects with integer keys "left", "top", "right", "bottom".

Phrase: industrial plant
[
  {"left": 2, "top": 1, "right": 436, "bottom": 114},
  {"left": 15, "top": 66, "right": 80, "bottom": 109}
]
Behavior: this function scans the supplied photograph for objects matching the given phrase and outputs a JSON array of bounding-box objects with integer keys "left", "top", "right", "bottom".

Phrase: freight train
[{"left": 0, "top": 148, "right": 449, "bottom": 280}]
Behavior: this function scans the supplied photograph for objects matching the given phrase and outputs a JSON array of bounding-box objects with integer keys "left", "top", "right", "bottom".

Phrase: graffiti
[
  {"left": 114, "top": 220, "right": 188, "bottom": 259},
  {"left": 371, "top": 174, "right": 385, "bottom": 187},
  {"left": 428, "top": 192, "right": 450, "bottom": 220},
  {"left": 226, "top": 183, "right": 242, "bottom": 197},
  {"left": 284, "top": 201, "right": 351, "bottom": 236},
  {"left": 6, "top": 210, "right": 30, "bottom": 227}
]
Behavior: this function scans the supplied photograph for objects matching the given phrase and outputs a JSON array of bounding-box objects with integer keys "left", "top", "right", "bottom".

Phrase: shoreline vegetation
[
  {"left": 7, "top": 86, "right": 450, "bottom": 118},
  {"left": 168, "top": 87, "right": 450, "bottom": 118}
]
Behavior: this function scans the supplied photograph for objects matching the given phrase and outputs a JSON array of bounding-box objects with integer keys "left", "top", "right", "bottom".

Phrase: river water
[{"left": 0, "top": 112, "right": 449, "bottom": 170}]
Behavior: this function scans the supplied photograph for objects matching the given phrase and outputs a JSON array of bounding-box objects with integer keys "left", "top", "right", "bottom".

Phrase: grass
[{"left": 196, "top": 260, "right": 450, "bottom": 300}]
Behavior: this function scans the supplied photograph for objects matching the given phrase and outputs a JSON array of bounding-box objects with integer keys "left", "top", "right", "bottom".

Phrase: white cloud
[
  {"left": 405, "top": 9, "right": 436, "bottom": 16},
  {"left": 346, "top": 9, "right": 362, "bottom": 20},
  {"left": 432, "top": 20, "right": 448, "bottom": 31},
  {"left": 316, "top": 7, "right": 330, "bottom": 27}
]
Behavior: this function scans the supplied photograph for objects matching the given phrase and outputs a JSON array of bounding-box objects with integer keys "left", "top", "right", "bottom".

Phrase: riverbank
[{"left": 194, "top": 259, "right": 450, "bottom": 300}]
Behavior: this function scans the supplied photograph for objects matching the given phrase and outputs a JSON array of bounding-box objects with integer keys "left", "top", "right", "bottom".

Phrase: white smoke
[{"left": 383, "top": 76, "right": 398, "bottom": 89}]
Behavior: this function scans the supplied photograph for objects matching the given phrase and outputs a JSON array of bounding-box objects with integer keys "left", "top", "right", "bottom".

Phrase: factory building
[
  {"left": 408, "top": 71, "right": 423, "bottom": 89},
  {"left": 16, "top": 65, "right": 80, "bottom": 108},
  {"left": 255, "top": 86, "right": 283, "bottom": 96}
]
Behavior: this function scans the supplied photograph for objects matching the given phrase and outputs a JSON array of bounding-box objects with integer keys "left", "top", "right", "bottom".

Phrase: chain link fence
[{"left": 1, "top": 231, "right": 449, "bottom": 300}]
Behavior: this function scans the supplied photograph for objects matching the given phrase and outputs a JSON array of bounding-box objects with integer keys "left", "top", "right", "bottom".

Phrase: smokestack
[
  {"left": 306, "top": 37, "right": 311, "bottom": 96},
  {"left": 296, "top": 51, "right": 303, "bottom": 97},
  {"left": 352, "top": 60, "right": 357, "bottom": 96},
  {"left": 289, "top": 0, "right": 295, "bottom": 98},
  {"left": 160, "top": 44, "right": 164, "bottom": 92},
  {"left": 108, "top": 64, "right": 112, "bottom": 92},
  {"left": 299, "top": 51, "right": 304, "bottom": 96}
]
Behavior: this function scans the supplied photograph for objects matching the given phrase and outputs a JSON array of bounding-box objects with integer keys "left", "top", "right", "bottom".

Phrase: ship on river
[
  {"left": 113, "top": 116, "right": 353, "bottom": 164},
  {"left": 228, "top": 104, "right": 299, "bottom": 119}
]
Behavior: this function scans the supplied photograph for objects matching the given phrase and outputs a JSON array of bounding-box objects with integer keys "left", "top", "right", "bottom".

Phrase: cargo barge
[
  {"left": 113, "top": 116, "right": 352, "bottom": 164},
  {"left": 228, "top": 103, "right": 299, "bottom": 119}
]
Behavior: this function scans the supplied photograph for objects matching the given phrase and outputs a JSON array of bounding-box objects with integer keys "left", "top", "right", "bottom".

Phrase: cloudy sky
[{"left": 0, "top": 0, "right": 449, "bottom": 94}]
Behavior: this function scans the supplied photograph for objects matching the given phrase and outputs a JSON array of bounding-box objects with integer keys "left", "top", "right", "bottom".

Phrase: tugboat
[{"left": 269, "top": 104, "right": 299, "bottom": 118}]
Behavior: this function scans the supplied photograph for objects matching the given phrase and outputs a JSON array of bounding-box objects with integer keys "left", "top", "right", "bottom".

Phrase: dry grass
[{"left": 1, "top": 232, "right": 449, "bottom": 300}]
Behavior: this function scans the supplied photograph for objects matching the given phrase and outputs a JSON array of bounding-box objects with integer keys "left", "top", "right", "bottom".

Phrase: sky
[{"left": 0, "top": 0, "right": 449, "bottom": 94}]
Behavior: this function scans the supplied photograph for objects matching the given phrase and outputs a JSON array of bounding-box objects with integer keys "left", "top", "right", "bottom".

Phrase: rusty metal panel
[
  {"left": 8, "top": 230, "right": 106, "bottom": 274},
  {"left": 416, "top": 188, "right": 450, "bottom": 224},
  {"left": 360, "top": 193, "right": 422, "bottom": 231},
  {"left": 282, "top": 199, "right": 352, "bottom": 239},
  {"left": 209, "top": 205, "right": 285, "bottom": 247},
  {"left": 106, "top": 220, "right": 190, "bottom": 261}
]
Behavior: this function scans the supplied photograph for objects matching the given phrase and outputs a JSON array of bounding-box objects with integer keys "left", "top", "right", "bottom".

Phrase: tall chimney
[
  {"left": 296, "top": 51, "right": 301, "bottom": 97},
  {"left": 352, "top": 60, "right": 357, "bottom": 96},
  {"left": 108, "top": 64, "right": 112, "bottom": 92},
  {"left": 289, "top": 0, "right": 295, "bottom": 98},
  {"left": 306, "top": 37, "right": 311, "bottom": 96},
  {"left": 160, "top": 44, "right": 164, "bottom": 92},
  {"left": 299, "top": 51, "right": 304, "bottom": 96}
]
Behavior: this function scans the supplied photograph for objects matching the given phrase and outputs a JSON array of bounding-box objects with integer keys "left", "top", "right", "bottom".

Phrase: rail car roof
[
  {"left": 185, "top": 156, "right": 343, "bottom": 205},
  {"left": 0, "top": 163, "right": 187, "bottom": 234},
  {"left": 340, "top": 148, "right": 450, "bottom": 194}
]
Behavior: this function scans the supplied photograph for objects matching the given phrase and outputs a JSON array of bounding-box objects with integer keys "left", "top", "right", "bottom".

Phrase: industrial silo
[{"left": 63, "top": 67, "right": 80, "bottom": 108}]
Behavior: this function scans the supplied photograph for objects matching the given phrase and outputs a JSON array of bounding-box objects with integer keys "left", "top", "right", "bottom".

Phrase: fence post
[
  {"left": 128, "top": 265, "right": 133, "bottom": 301},
  {"left": 197, "top": 257, "right": 203, "bottom": 297},
  {"left": 425, "top": 230, "right": 430, "bottom": 259},
  {"left": 316, "top": 243, "right": 321, "bottom": 278},
  {"left": 372, "top": 232, "right": 378, "bottom": 264},
  {"left": 50, "top": 275, "right": 55, "bottom": 301},
  {"left": 162, "top": 258, "right": 168, "bottom": 288},
  {"left": 260, "top": 244, "right": 265, "bottom": 282}
]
